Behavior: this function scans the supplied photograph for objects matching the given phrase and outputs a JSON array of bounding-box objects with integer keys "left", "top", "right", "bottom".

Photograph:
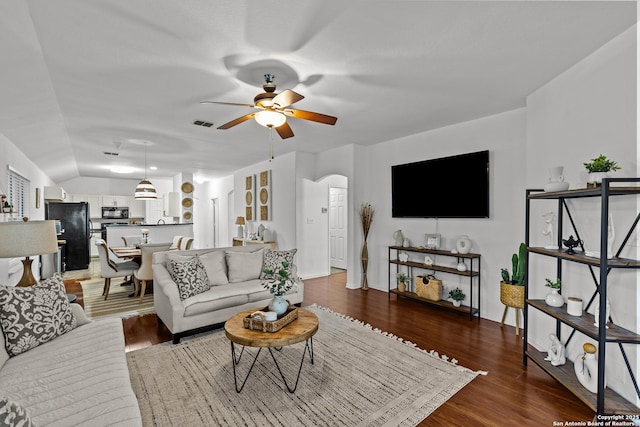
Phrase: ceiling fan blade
[
  {"left": 201, "top": 101, "right": 255, "bottom": 108},
  {"left": 272, "top": 90, "right": 304, "bottom": 109},
  {"left": 217, "top": 113, "right": 256, "bottom": 129},
  {"left": 275, "top": 122, "right": 295, "bottom": 139},
  {"left": 283, "top": 109, "right": 337, "bottom": 125}
]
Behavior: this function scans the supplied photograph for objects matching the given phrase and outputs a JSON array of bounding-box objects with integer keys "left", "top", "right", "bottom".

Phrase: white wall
[
  {"left": 364, "top": 109, "right": 527, "bottom": 322},
  {"left": 0, "top": 132, "right": 56, "bottom": 284},
  {"left": 60, "top": 175, "right": 173, "bottom": 197},
  {"left": 233, "top": 152, "right": 297, "bottom": 252},
  {"left": 203, "top": 175, "right": 234, "bottom": 248},
  {"left": 525, "top": 25, "right": 637, "bottom": 405}
]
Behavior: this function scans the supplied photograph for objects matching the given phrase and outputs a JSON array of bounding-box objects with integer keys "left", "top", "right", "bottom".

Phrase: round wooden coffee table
[{"left": 225, "top": 307, "right": 318, "bottom": 393}]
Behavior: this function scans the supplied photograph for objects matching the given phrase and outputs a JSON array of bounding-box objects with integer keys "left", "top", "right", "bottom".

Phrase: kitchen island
[{"left": 105, "top": 223, "right": 193, "bottom": 247}]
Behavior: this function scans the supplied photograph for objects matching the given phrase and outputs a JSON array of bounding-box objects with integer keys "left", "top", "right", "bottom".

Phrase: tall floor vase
[{"left": 361, "top": 240, "right": 369, "bottom": 290}]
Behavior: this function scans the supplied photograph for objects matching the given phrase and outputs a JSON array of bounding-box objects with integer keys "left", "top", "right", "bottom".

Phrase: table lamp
[
  {"left": 0, "top": 220, "right": 58, "bottom": 287},
  {"left": 235, "top": 216, "right": 245, "bottom": 239}
]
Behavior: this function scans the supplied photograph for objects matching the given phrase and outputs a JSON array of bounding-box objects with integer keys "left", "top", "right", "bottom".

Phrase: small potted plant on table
[
  {"left": 397, "top": 273, "right": 408, "bottom": 292},
  {"left": 583, "top": 154, "right": 620, "bottom": 187},
  {"left": 448, "top": 287, "right": 465, "bottom": 307}
]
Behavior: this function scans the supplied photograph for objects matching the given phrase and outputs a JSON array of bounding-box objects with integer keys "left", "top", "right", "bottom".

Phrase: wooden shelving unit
[
  {"left": 388, "top": 245, "right": 481, "bottom": 319},
  {"left": 523, "top": 178, "right": 640, "bottom": 416}
]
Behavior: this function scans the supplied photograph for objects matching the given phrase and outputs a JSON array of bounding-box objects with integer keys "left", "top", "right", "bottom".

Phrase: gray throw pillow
[
  {"left": 166, "top": 255, "right": 211, "bottom": 300},
  {"left": 260, "top": 249, "right": 297, "bottom": 279},
  {"left": 0, "top": 273, "right": 77, "bottom": 357},
  {"left": 225, "top": 249, "right": 265, "bottom": 283},
  {"left": 0, "top": 398, "right": 34, "bottom": 427},
  {"left": 198, "top": 252, "right": 229, "bottom": 286}
]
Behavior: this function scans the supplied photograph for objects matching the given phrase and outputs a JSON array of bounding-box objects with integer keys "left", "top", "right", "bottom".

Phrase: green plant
[
  {"left": 448, "top": 287, "right": 465, "bottom": 301},
  {"left": 501, "top": 243, "right": 526, "bottom": 286},
  {"left": 397, "top": 273, "right": 408, "bottom": 284},
  {"left": 544, "top": 278, "right": 561, "bottom": 289},
  {"left": 583, "top": 154, "right": 621, "bottom": 173},
  {"left": 262, "top": 261, "right": 296, "bottom": 296}
]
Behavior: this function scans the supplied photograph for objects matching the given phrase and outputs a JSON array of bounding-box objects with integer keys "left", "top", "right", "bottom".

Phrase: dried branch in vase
[{"left": 360, "top": 203, "right": 374, "bottom": 240}]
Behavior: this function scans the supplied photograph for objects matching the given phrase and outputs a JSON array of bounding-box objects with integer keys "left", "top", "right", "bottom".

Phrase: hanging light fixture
[{"left": 134, "top": 141, "right": 157, "bottom": 200}]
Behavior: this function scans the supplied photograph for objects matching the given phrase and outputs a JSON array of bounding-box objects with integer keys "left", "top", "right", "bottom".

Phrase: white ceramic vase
[
  {"left": 268, "top": 295, "right": 289, "bottom": 316},
  {"left": 456, "top": 235, "right": 471, "bottom": 254},
  {"left": 545, "top": 289, "right": 564, "bottom": 307}
]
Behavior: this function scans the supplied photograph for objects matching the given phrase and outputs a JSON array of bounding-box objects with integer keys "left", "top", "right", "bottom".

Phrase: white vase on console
[{"left": 544, "top": 166, "right": 570, "bottom": 192}]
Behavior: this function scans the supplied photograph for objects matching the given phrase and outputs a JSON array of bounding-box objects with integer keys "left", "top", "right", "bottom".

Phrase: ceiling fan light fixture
[{"left": 255, "top": 110, "right": 286, "bottom": 128}]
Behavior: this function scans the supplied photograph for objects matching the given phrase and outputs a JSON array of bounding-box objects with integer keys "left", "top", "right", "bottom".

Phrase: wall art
[
  {"left": 245, "top": 175, "right": 255, "bottom": 221},
  {"left": 259, "top": 169, "right": 271, "bottom": 221}
]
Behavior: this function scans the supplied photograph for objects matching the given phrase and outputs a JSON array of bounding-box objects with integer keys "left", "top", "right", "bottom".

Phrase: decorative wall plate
[
  {"left": 182, "top": 198, "right": 193, "bottom": 208},
  {"left": 260, "top": 188, "right": 268, "bottom": 204},
  {"left": 183, "top": 211, "right": 192, "bottom": 220},
  {"left": 181, "top": 182, "right": 194, "bottom": 193},
  {"left": 245, "top": 191, "right": 253, "bottom": 205}
]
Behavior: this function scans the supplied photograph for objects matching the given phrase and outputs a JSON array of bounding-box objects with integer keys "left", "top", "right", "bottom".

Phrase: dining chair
[
  {"left": 169, "top": 235, "right": 183, "bottom": 250},
  {"left": 179, "top": 237, "right": 194, "bottom": 250},
  {"left": 122, "top": 235, "right": 142, "bottom": 246},
  {"left": 134, "top": 243, "right": 172, "bottom": 303},
  {"left": 95, "top": 238, "right": 139, "bottom": 300}
]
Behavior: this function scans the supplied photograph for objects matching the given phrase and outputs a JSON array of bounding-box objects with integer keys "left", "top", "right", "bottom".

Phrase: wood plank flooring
[{"left": 70, "top": 273, "right": 601, "bottom": 426}]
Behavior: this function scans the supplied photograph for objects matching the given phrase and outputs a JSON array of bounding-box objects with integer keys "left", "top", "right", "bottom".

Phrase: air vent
[
  {"left": 103, "top": 151, "right": 119, "bottom": 156},
  {"left": 193, "top": 120, "right": 214, "bottom": 128}
]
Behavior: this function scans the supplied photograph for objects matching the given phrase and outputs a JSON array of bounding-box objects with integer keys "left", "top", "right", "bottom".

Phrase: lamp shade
[
  {"left": 134, "top": 178, "right": 158, "bottom": 200},
  {"left": 0, "top": 220, "right": 58, "bottom": 258},
  {"left": 235, "top": 216, "right": 245, "bottom": 225},
  {"left": 255, "top": 110, "right": 286, "bottom": 128}
]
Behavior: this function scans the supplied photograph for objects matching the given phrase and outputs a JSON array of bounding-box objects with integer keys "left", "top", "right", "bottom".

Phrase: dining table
[{"left": 110, "top": 246, "right": 142, "bottom": 260}]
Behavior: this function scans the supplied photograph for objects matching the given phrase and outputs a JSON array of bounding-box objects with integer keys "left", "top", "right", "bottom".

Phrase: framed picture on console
[{"left": 425, "top": 234, "right": 441, "bottom": 249}]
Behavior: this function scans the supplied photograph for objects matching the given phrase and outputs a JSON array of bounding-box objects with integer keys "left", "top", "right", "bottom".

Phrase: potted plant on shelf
[
  {"left": 544, "top": 277, "right": 564, "bottom": 307},
  {"left": 583, "top": 154, "right": 620, "bottom": 187},
  {"left": 2, "top": 199, "right": 12, "bottom": 213},
  {"left": 448, "top": 287, "right": 465, "bottom": 307},
  {"left": 397, "top": 272, "right": 408, "bottom": 293},
  {"left": 500, "top": 242, "right": 526, "bottom": 309}
]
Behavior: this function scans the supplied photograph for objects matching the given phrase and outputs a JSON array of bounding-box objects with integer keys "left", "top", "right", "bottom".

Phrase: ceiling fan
[{"left": 201, "top": 74, "right": 337, "bottom": 139}]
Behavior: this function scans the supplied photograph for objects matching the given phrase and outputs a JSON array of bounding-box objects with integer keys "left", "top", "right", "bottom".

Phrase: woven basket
[
  {"left": 500, "top": 282, "right": 525, "bottom": 308},
  {"left": 243, "top": 306, "right": 298, "bottom": 333},
  {"left": 415, "top": 275, "right": 443, "bottom": 301}
]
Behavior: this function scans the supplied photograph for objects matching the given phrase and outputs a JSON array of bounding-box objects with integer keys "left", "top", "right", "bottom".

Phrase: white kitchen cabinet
[
  {"left": 101, "top": 195, "right": 129, "bottom": 207},
  {"left": 87, "top": 195, "right": 101, "bottom": 218},
  {"left": 129, "top": 197, "right": 145, "bottom": 219},
  {"left": 70, "top": 194, "right": 88, "bottom": 202},
  {"left": 43, "top": 186, "right": 68, "bottom": 201}
]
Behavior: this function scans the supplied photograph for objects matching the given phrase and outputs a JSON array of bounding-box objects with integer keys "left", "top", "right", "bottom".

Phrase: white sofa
[
  {"left": 153, "top": 245, "right": 304, "bottom": 343},
  {"left": 0, "top": 304, "right": 142, "bottom": 426}
]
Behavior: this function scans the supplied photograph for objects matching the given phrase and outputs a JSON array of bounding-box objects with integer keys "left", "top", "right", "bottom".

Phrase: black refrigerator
[{"left": 45, "top": 202, "right": 92, "bottom": 270}]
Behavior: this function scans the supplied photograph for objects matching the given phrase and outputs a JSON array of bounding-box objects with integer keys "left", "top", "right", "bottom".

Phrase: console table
[
  {"left": 232, "top": 238, "right": 276, "bottom": 250},
  {"left": 388, "top": 246, "right": 481, "bottom": 320}
]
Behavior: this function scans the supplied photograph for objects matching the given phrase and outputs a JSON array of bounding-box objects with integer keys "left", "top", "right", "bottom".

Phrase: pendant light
[{"left": 134, "top": 141, "right": 157, "bottom": 200}]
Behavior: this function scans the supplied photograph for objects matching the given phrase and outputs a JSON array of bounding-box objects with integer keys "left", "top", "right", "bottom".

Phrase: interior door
[{"left": 329, "top": 187, "right": 347, "bottom": 270}]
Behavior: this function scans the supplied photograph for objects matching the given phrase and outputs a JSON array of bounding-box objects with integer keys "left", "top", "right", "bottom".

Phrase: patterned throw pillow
[
  {"left": 260, "top": 249, "right": 298, "bottom": 280},
  {"left": 0, "top": 398, "right": 34, "bottom": 427},
  {"left": 0, "top": 273, "right": 77, "bottom": 357},
  {"left": 166, "top": 255, "right": 211, "bottom": 300}
]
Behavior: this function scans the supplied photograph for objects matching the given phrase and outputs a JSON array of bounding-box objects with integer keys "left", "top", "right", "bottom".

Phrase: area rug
[
  {"left": 80, "top": 277, "right": 154, "bottom": 319},
  {"left": 127, "top": 305, "right": 485, "bottom": 426}
]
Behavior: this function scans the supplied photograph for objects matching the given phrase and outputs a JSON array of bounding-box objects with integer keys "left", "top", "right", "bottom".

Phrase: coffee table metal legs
[{"left": 230, "top": 338, "right": 314, "bottom": 393}]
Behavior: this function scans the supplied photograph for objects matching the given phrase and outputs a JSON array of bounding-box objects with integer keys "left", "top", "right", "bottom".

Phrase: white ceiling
[{"left": 0, "top": 1, "right": 635, "bottom": 183}]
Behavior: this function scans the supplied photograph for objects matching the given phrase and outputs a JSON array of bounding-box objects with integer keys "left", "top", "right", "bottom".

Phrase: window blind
[{"left": 7, "top": 167, "right": 29, "bottom": 219}]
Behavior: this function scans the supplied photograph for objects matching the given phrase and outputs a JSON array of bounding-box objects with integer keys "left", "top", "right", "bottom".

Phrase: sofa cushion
[
  {"left": 166, "top": 255, "right": 211, "bottom": 300},
  {"left": 0, "top": 398, "right": 34, "bottom": 427},
  {"left": 182, "top": 284, "right": 255, "bottom": 317},
  {"left": 260, "top": 249, "right": 297, "bottom": 280},
  {"left": 225, "top": 249, "right": 265, "bottom": 283},
  {"left": 0, "top": 274, "right": 77, "bottom": 357},
  {"left": 199, "top": 252, "right": 229, "bottom": 286},
  {"left": 166, "top": 252, "right": 229, "bottom": 286}
]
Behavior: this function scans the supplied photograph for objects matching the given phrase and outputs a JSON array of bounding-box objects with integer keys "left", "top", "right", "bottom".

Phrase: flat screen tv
[{"left": 391, "top": 150, "right": 489, "bottom": 218}]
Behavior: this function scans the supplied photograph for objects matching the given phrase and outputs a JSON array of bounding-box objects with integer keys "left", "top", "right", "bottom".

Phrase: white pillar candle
[{"left": 567, "top": 297, "right": 583, "bottom": 316}]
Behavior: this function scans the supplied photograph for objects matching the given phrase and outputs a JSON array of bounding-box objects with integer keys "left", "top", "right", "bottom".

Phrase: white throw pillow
[
  {"left": 199, "top": 252, "right": 229, "bottom": 286},
  {"left": 225, "top": 250, "right": 265, "bottom": 283}
]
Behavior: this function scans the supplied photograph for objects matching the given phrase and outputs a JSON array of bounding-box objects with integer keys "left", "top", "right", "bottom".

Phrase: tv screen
[{"left": 391, "top": 150, "right": 489, "bottom": 218}]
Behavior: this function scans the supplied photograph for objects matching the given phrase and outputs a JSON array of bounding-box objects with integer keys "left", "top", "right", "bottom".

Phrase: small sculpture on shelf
[
  {"left": 541, "top": 211, "right": 558, "bottom": 249},
  {"left": 562, "top": 235, "right": 582, "bottom": 255},
  {"left": 544, "top": 333, "right": 566, "bottom": 366}
]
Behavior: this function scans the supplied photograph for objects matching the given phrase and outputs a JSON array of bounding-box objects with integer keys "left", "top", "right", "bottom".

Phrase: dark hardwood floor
[{"left": 68, "top": 272, "right": 598, "bottom": 426}]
